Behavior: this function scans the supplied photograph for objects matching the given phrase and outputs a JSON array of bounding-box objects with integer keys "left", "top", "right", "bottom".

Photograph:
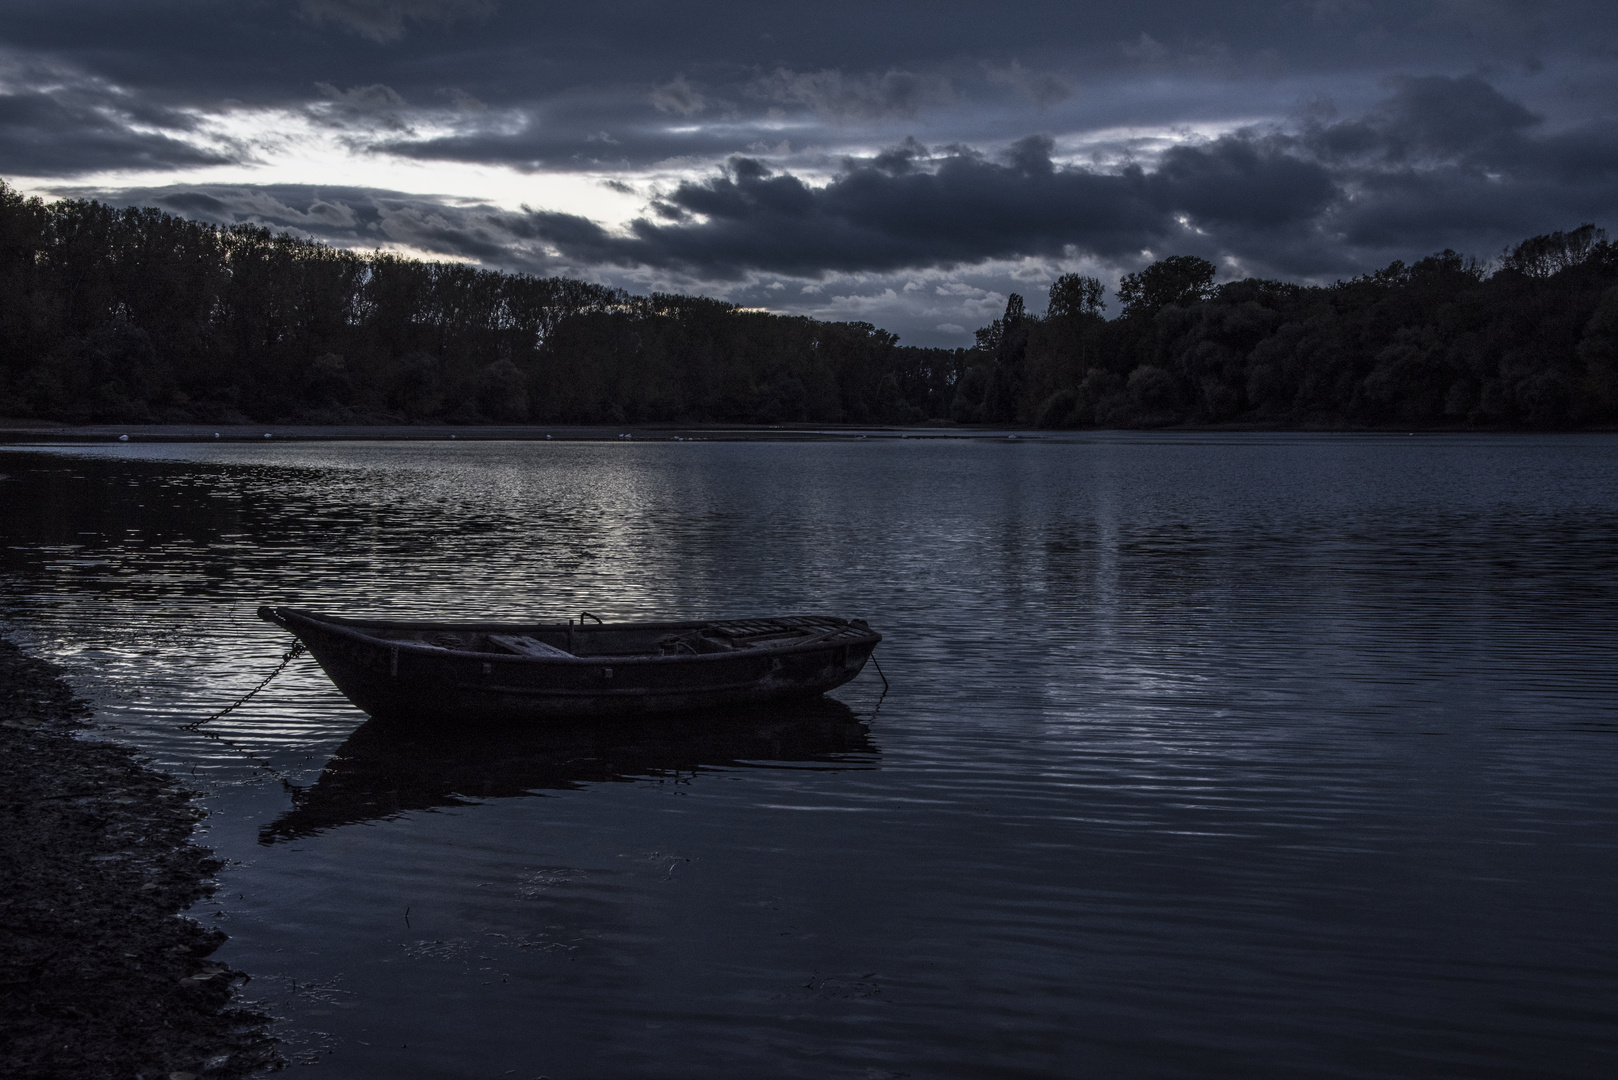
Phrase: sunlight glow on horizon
[{"left": 6, "top": 88, "right": 1282, "bottom": 238}]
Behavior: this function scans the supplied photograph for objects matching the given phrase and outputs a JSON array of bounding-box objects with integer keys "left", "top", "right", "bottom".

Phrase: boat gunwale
[{"left": 263, "top": 606, "right": 880, "bottom": 667}]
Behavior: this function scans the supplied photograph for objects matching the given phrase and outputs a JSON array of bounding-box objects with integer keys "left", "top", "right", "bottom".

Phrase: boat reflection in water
[{"left": 259, "top": 697, "right": 876, "bottom": 845}]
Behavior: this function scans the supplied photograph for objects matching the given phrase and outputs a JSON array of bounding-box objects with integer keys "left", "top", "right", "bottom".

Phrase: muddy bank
[{"left": 0, "top": 638, "right": 278, "bottom": 1079}]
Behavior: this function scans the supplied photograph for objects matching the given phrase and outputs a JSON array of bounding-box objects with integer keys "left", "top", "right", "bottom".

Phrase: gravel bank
[{"left": 0, "top": 638, "right": 278, "bottom": 1079}]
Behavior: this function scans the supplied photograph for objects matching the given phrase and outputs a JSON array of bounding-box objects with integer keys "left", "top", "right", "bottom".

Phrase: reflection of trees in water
[
  {"left": 0, "top": 455, "right": 345, "bottom": 602},
  {"left": 259, "top": 697, "right": 876, "bottom": 844}
]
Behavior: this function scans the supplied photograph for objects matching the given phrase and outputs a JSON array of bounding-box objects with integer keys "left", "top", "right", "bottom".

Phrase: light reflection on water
[{"left": 2, "top": 434, "right": 1617, "bottom": 1079}]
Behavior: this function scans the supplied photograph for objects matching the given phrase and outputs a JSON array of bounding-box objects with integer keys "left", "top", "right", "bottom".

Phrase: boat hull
[{"left": 259, "top": 607, "right": 881, "bottom": 722}]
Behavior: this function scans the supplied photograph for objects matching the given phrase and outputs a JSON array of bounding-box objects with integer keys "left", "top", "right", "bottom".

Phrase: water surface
[{"left": 2, "top": 433, "right": 1615, "bottom": 1078}]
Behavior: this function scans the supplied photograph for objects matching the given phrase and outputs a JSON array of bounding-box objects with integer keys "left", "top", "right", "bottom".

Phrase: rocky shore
[{"left": 0, "top": 638, "right": 277, "bottom": 1079}]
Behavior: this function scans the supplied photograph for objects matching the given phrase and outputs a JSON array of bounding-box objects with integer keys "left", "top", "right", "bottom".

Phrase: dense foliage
[
  {"left": 0, "top": 182, "right": 957, "bottom": 426},
  {"left": 961, "top": 227, "right": 1618, "bottom": 429},
  {"left": 2, "top": 181, "right": 1614, "bottom": 428}
]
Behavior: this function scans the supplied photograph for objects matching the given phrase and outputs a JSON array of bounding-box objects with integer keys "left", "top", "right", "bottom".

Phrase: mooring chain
[{"left": 183, "top": 641, "right": 306, "bottom": 731}]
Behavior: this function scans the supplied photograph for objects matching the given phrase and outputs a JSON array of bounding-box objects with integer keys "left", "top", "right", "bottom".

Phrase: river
[{"left": 2, "top": 432, "right": 1614, "bottom": 1079}]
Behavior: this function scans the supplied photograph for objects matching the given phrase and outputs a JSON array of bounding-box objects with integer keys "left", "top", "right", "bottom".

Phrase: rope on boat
[
  {"left": 183, "top": 641, "right": 307, "bottom": 731},
  {"left": 862, "top": 652, "right": 890, "bottom": 721}
]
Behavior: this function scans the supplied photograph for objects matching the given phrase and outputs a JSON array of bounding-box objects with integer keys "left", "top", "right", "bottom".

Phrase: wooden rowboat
[{"left": 257, "top": 606, "right": 882, "bottom": 721}]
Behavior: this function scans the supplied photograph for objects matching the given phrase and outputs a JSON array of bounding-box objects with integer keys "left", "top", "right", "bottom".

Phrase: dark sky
[{"left": 4, "top": 0, "right": 1616, "bottom": 343}]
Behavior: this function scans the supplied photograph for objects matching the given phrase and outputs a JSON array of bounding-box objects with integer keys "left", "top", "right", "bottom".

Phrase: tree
[
  {"left": 1046, "top": 274, "right": 1105, "bottom": 320},
  {"left": 974, "top": 293, "right": 1026, "bottom": 353},
  {"left": 976, "top": 294, "right": 1030, "bottom": 423},
  {"left": 1116, "top": 255, "right": 1217, "bottom": 318},
  {"left": 1499, "top": 225, "right": 1607, "bottom": 279}
]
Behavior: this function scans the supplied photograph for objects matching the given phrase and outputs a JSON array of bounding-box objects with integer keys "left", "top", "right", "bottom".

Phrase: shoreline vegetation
[
  {"left": 0, "top": 638, "right": 277, "bottom": 1079},
  {"left": 2, "top": 180, "right": 1616, "bottom": 433}
]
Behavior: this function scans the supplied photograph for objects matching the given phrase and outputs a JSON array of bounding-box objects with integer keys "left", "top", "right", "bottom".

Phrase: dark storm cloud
[
  {"left": 1151, "top": 137, "right": 1336, "bottom": 228},
  {"left": 378, "top": 113, "right": 760, "bottom": 172},
  {"left": 76, "top": 182, "right": 576, "bottom": 275},
  {"left": 6, "top": 1, "right": 1613, "bottom": 113},
  {"left": 310, "top": 81, "right": 413, "bottom": 130},
  {"left": 74, "top": 73, "right": 1618, "bottom": 288},
  {"left": 1378, "top": 74, "right": 1541, "bottom": 155},
  {"left": 0, "top": 68, "right": 231, "bottom": 175},
  {"left": 502, "top": 133, "right": 1337, "bottom": 279},
  {"left": 1294, "top": 75, "right": 1618, "bottom": 259},
  {"left": 464, "top": 75, "right": 1614, "bottom": 282},
  {"left": 1308, "top": 75, "right": 1541, "bottom": 164},
  {"left": 5, "top": 0, "right": 1616, "bottom": 314},
  {"left": 1, "top": 1, "right": 1613, "bottom": 198},
  {"left": 113, "top": 185, "right": 381, "bottom": 237}
]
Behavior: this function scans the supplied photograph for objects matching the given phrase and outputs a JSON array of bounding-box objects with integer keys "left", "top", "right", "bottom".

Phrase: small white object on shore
[{"left": 118, "top": 434, "right": 128, "bottom": 441}]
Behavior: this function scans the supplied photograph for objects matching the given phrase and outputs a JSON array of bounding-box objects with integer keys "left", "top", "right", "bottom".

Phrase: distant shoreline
[{"left": 3, "top": 419, "right": 1614, "bottom": 444}]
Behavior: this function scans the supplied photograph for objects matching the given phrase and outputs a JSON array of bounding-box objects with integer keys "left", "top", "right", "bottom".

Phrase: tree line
[
  {"left": 1, "top": 180, "right": 1614, "bottom": 429},
  {"left": 0, "top": 182, "right": 957, "bottom": 426},
  {"left": 962, "top": 228, "right": 1618, "bottom": 429}
]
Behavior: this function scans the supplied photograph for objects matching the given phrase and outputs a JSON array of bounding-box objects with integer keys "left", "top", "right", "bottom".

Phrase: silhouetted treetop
[
  {"left": 1047, "top": 274, "right": 1105, "bottom": 320},
  {"left": 1499, "top": 224, "right": 1608, "bottom": 279},
  {"left": 1116, "top": 255, "right": 1217, "bottom": 318}
]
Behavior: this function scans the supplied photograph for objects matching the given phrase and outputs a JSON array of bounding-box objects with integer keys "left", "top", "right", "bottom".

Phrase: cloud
[
  {"left": 650, "top": 76, "right": 706, "bottom": 116},
  {"left": 0, "top": 59, "right": 234, "bottom": 176},
  {"left": 983, "top": 61, "right": 1071, "bottom": 107},
  {"left": 1309, "top": 74, "right": 1541, "bottom": 163},
  {"left": 374, "top": 200, "right": 516, "bottom": 259},
  {"left": 443, "top": 88, "right": 487, "bottom": 111},
  {"left": 1379, "top": 74, "right": 1540, "bottom": 154},
  {"left": 381, "top": 115, "right": 759, "bottom": 171},
  {"left": 484, "top": 75, "right": 1611, "bottom": 284},
  {"left": 298, "top": 0, "right": 498, "bottom": 43},
  {"left": 751, "top": 67, "right": 953, "bottom": 120},
  {"left": 1151, "top": 135, "right": 1336, "bottom": 226},
  {"left": 1288, "top": 75, "right": 1617, "bottom": 255},
  {"left": 59, "top": 181, "right": 570, "bottom": 272},
  {"left": 1121, "top": 33, "right": 1171, "bottom": 64},
  {"left": 0, "top": 94, "right": 228, "bottom": 176},
  {"left": 113, "top": 186, "right": 379, "bottom": 236},
  {"left": 500, "top": 130, "right": 1336, "bottom": 279},
  {"left": 310, "top": 81, "right": 412, "bottom": 130}
]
